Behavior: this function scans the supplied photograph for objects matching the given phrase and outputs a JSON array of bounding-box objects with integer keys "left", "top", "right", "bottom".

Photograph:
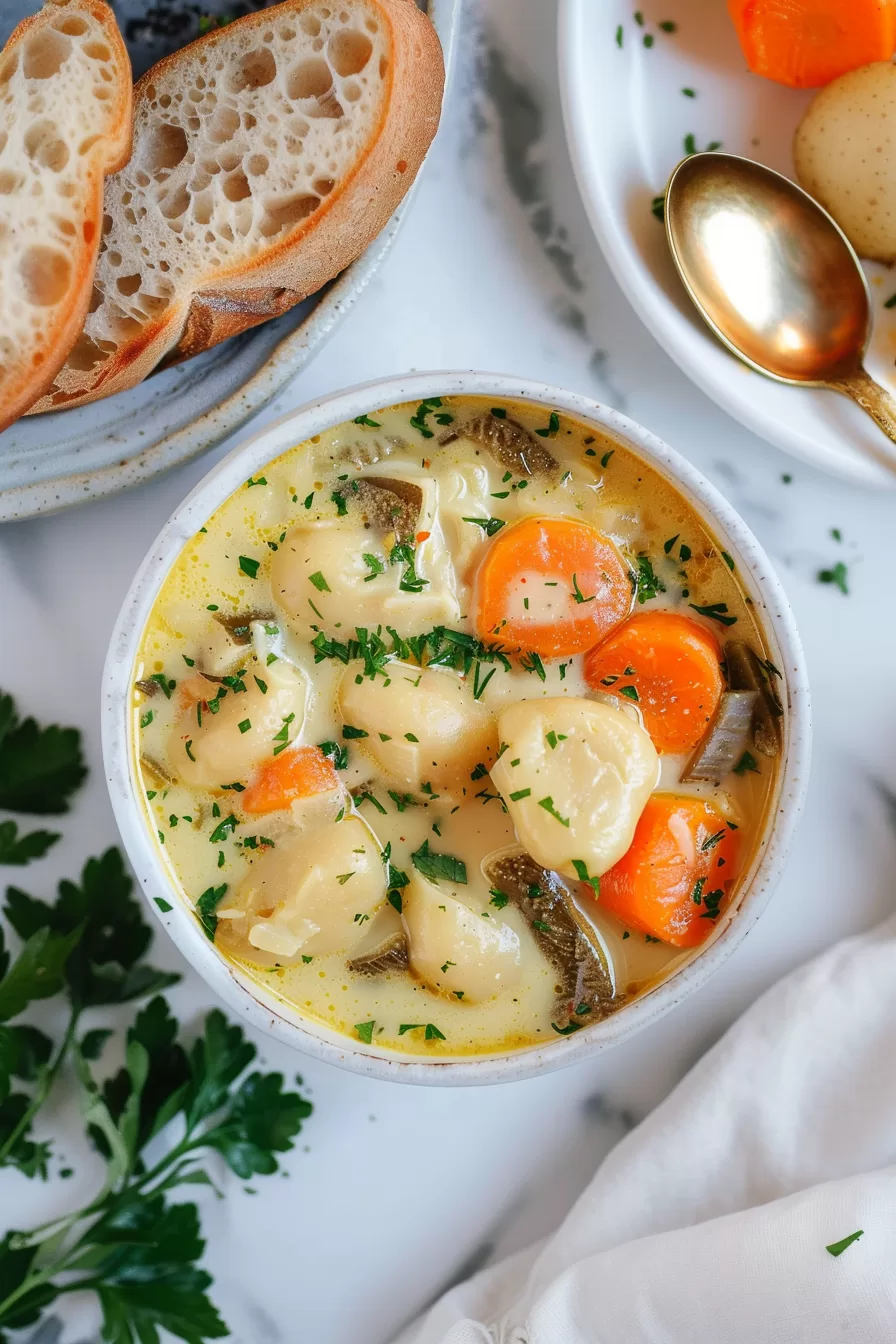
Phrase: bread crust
[
  {"left": 31, "top": 0, "right": 444, "bottom": 413},
  {"left": 0, "top": 0, "right": 132, "bottom": 432}
]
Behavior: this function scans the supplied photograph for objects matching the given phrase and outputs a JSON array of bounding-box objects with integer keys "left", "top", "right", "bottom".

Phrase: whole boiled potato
[{"left": 794, "top": 62, "right": 896, "bottom": 263}]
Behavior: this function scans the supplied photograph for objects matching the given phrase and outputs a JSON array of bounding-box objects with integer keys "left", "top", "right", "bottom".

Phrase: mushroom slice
[
  {"left": 725, "top": 641, "right": 782, "bottom": 756},
  {"left": 212, "top": 610, "right": 277, "bottom": 646},
  {"left": 485, "top": 851, "right": 615, "bottom": 1028},
  {"left": 462, "top": 411, "right": 558, "bottom": 477},
  {"left": 347, "top": 905, "right": 408, "bottom": 976},
  {"left": 682, "top": 690, "right": 759, "bottom": 784},
  {"left": 402, "top": 873, "right": 522, "bottom": 1002},
  {"left": 333, "top": 476, "right": 424, "bottom": 543}
]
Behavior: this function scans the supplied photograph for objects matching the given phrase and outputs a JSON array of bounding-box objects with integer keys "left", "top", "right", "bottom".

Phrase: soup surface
[{"left": 133, "top": 395, "right": 781, "bottom": 1058}]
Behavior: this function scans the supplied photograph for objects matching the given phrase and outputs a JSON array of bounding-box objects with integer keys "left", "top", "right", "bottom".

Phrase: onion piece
[
  {"left": 725, "top": 641, "right": 782, "bottom": 756},
  {"left": 682, "top": 690, "right": 758, "bottom": 783}
]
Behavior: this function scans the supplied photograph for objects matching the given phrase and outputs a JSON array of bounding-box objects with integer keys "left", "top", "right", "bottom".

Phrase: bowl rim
[{"left": 102, "top": 370, "right": 812, "bottom": 1086}]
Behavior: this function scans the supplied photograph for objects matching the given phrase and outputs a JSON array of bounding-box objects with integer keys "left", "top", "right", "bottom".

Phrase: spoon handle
[{"left": 828, "top": 369, "right": 896, "bottom": 470}]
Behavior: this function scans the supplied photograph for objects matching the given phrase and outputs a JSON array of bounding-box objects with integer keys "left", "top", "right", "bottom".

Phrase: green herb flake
[
  {"left": 734, "top": 751, "right": 760, "bottom": 776},
  {"left": 342, "top": 724, "right": 369, "bottom": 740},
  {"left": 354, "top": 414, "right": 381, "bottom": 427},
  {"left": 509, "top": 788, "right": 531, "bottom": 802},
  {"left": 826, "top": 1230, "right": 864, "bottom": 1257},
  {"left": 355, "top": 1020, "right": 376, "bottom": 1044},
  {"left": 238, "top": 556, "right": 260, "bottom": 579},
  {"left": 411, "top": 838, "right": 467, "bottom": 885},
  {"left": 689, "top": 601, "right": 737, "bottom": 626},
  {"left": 818, "top": 561, "right": 849, "bottom": 595},
  {"left": 538, "top": 796, "right": 570, "bottom": 827},
  {"left": 424, "top": 1024, "right": 446, "bottom": 1041},
  {"left": 309, "top": 570, "right": 331, "bottom": 593},
  {"left": 571, "top": 859, "right": 599, "bottom": 895}
]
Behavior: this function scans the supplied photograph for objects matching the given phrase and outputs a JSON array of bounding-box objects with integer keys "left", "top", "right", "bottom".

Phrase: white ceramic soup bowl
[{"left": 103, "top": 372, "right": 811, "bottom": 1085}]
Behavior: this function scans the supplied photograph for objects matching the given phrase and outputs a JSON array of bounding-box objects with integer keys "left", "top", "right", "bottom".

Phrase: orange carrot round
[
  {"left": 242, "top": 745, "right": 339, "bottom": 816},
  {"left": 583, "top": 612, "right": 723, "bottom": 755},
  {"left": 728, "top": 0, "right": 896, "bottom": 89},
  {"left": 474, "top": 516, "right": 631, "bottom": 659},
  {"left": 596, "top": 794, "right": 739, "bottom": 947}
]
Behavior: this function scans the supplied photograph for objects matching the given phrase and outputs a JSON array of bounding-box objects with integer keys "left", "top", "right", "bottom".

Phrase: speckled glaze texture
[
  {"left": 102, "top": 372, "right": 811, "bottom": 1086},
  {"left": 0, "top": 0, "right": 459, "bottom": 524}
]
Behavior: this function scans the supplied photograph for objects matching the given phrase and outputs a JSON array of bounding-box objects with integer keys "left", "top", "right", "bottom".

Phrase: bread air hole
[
  {"left": 228, "top": 47, "right": 275, "bottom": 94},
  {"left": 328, "top": 29, "right": 372, "bottom": 76},
  {"left": 208, "top": 104, "right": 240, "bottom": 144},
  {"left": 287, "top": 58, "right": 343, "bottom": 116},
  {"left": 24, "top": 120, "right": 69, "bottom": 171},
  {"left": 300, "top": 14, "right": 321, "bottom": 36},
  {"left": 54, "top": 15, "right": 88, "bottom": 36},
  {"left": 24, "top": 28, "right": 71, "bottom": 79},
  {"left": 223, "top": 170, "right": 251, "bottom": 201},
  {"left": 20, "top": 245, "right": 70, "bottom": 305},
  {"left": 116, "top": 274, "right": 142, "bottom": 296},
  {"left": 246, "top": 153, "right": 269, "bottom": 176},
  {"left": 0, "top": 170, "right": 23, "bottom": 194},
  {"left": 84, "top": 41, "right": 111, "bottom": 61},
  {"left": 260, "top": 193, "right": 319, "bottom": 236},
  {"left": 143, "top": 121, "right": 188, "bottom": 175}
]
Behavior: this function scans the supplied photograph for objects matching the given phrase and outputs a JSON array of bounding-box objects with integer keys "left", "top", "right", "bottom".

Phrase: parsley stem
[{"left": 0, "top": 1007, "right": 80, "bottom": 1170}]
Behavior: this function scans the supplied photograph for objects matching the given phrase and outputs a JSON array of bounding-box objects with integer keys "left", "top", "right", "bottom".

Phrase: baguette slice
[
  {"left": 32, "top": 0, "right": 444, "bottom": 413},
  {"left": 0, "top": 0, "right": 131, "bottom": 432}
]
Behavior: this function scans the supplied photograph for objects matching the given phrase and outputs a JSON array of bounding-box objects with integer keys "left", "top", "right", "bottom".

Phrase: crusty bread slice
[
  {"left": 31, "top": 0, "right": 444, "bottom": 414},
  {"left": 0, "top": 0, "right": 131, "bottom": 432}
]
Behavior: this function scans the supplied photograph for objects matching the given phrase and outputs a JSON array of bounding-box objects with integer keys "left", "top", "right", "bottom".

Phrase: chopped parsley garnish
[
  {"left": 689, "top": 601, "right": 737, "bottom": 626},
  {"left": 398, "top": 1023, "right": 423, "bottom": 1035},
  {"left": 535, "top": 411, "right": 560, "bottom": 438},
  {"left": 246, "top": 475, "right": 267, "bottom": 487},
  {"left": 331, "top": 490, "right": 348, "bottom": 517},
  {"left": 411, "top": 838, "right": 467, "bottom": 885},
  {"left": 238, "top": 556, "right": 260, "bottom": 579},
  {"left": 721, "top": 551, "right": 735, "bottom": 571},
  {"left": 615, "top": 22, "right": 623, "bottom": 46},
  {"left": 659, "top": 19, "right": 677, "bottom": 31},
  {"left": 197, "top": 881, "right": 228, "bottom": 938},
  {"left": 691, "top": 877, "right": 706, "bottom": 905},
  {"left": 619, "top": 685, "right": 639, "bottom": 701},
  {"left": 537, "top": 796, "right": 570, "bottom": 827},
  {"left": 600, "top": 449, "right": 614, "bottom": 468},
  {"left": 462, "top": 516, "right": 506, "bottom": 537},
  {"left": 148, "top": 672, "right": 176, "bottom": 700},
  {"left": 701, "top": 830, "right": 726, "bottom": 852},
  {"left": 362, "top": 553, "right": 386, "bottom": 581},
  {"left": 424, "top": 1023, "right": 446, "bottom": 1041},
  {"left": 546, "top": 731, "right": 567, "bottom": 749},
  {"left": 318, "top": 740, "right": 349, "bottom": 770},
  {"left": 140, "top": 709, "right": 154, "bottom": 729},
  {"left": 509, "top": 788, "right": 531, "bottom": 802},
  {"left": 700, "top": 889, "right": 724, "bottom": 920},
  {"left": 489, "top": 888, "right": 509, "bottom": 909},
  {"left": 663, "top": 534, "right": 679, "bottom": 555},
  {"left": 826, "top": 1230, "right": 864, "bottom": 1257},
  {"left": 571, "top": 859, "right": 599, "bottom": 895},
  {"left": 404, "top": 732, "right": 419, "bottom": 742},
  {"left": 733, "top": 751, "right": 759, "bottom": 775},
  {"left": 355, "top": 1021, "right": 375, "bottom": 1044},
  {"left": 184, "top": 739, "right": 196, "bottom": 761},
  {"left": 572, "top": 573, "right": 595, "bottom": 604},
  {"left": 303, "top": 492, "right": 314, "bottom": 509},
  {"left": 818, "top": 561, "right": 848, "bottom": 595},
  {"left": 520, "top": 651, "right": 546, "bottom": 681},
  {"left": 356, "top": 790, "right": 387, "bottom": 815},
  {"left": 682, "top": 86, "right": 696, "bottom": 97},
  {"left": 238, "top": 719, "right": 251, "bottom": 735},
  {"left": 308, "top": 570, "right": 331, "bottom": 592},
  {"left": 209, "top": 815, "right": 239, "bottom": 844},
  {"left": 633, "top": 554, "right": 666, "bottom": 604},
  {"left": 390, "top": 539, "right": 428, "bottom": 593},
  {"left": 272, "top": 712, "right": 295, "bottom": 755},
  {"left": 342, "top": 724, "right": 369, "bottom": 739},
  {"left": 473, "top": 663, "right": 496, "bottom": 700},
  {"left": 354, "top": 414, "right": 381, "bottom": 427},
  {"left": 552, "top": 1020, "right": 583, "bottom": 1035}
]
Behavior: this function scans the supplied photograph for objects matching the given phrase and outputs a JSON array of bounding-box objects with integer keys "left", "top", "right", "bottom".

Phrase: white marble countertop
[{"left": 3, "top": 3, "right": 896, "bottom": 1341}]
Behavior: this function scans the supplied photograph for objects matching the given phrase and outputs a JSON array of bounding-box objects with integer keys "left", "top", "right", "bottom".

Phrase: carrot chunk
[
  {"left": 597, "top": 795, "right": 739, "bottom": 947},
  {"left": 474, "top": 516, "right": 631, "bottom": 659},
  {"left": 583, "top": 612, "right": 723, "bottom": 755},
  {"left": 728, "top": 0, "right": 896, "bottom": 89},
  {"left": 242, "top": 745, "right": 339, "bottom": 816}
]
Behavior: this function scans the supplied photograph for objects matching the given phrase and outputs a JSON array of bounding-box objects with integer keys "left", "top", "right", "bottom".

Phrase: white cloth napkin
[{"left": 395, "top": 917, "right": 896, "bottom": 1343}]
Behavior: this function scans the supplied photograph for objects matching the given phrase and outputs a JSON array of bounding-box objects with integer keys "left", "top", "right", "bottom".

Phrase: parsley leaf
[
  {"left": 410, "top": 839, "right": 467, "bottom": 885},
  {"left": 0, "top": 821, "right": 60, "bottom": 866},
  {"left": 0, "top": 691, "right": 87, "bottom": 814}
]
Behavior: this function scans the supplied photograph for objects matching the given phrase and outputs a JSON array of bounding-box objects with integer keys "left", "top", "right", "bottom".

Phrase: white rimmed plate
[
  {"left": 559, "top": 0, "right": 896, "bottom": 487},
  {"left": 0, "top": 0, "right": 458, "bottom": 522}
]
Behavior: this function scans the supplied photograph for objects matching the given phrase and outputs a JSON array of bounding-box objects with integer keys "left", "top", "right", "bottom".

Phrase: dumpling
[
  {"left": 402, "top": 872, "right": 521, "bottom": 1002},
  {"left": 339, "top": 665, "right": 498, "bottom": 792},
  {"left": 215, "top": 816, "right": 385, "bottom": 964},
  {"left": 491, "top": 697, "right": 659, "bottom": 879},
  {"left": 168, "top": 659, "right": 307, "bottom": 788},
  {"left": 270, "top": 515, "right": 459, "bottom": 636}
]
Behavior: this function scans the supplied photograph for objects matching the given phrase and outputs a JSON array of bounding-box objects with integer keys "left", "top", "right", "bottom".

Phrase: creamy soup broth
[{"left": 133, "top": 395, "right": 780, "bottom": 1057}]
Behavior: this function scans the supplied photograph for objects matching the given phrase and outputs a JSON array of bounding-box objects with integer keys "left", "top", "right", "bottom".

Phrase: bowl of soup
[{"left": 103, "top": 372, "right": 810, "bottom": 1083}]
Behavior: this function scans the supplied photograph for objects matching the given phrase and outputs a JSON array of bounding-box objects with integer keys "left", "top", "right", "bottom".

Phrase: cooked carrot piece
[
  {"left": 474, "top": 516, "right": 631, "bottom": 659},
  {"left": 583, "top": 612, "right": 723, "bottom": 755},
  {"left": 728, "top": 0, "right": 896, "bottom": 89},
  {"left": 242, "top": 745, "right": 339, "bottom": 815},
  {"left": 597, "top": 794, "right": 739, "bottom": 947},
  {"left": 178, "top": 672, "right": 211, "bottom": 709}
]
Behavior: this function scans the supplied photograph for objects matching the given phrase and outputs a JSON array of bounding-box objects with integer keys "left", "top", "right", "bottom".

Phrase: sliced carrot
[
  {"left": 178, "top": 672, "right": 211, "bottom": 710},
  {"left": 474, "top": 516, "right": 631, "bottom": 659},
  {"left": 583, "top": 612, "right": 723, "bottom": 755},
  {"left": 242, "top": 745, "right": 339, "bottom": 816},
  {"left": 597, "top": 794, "right": 739, "bottom": 948},
  {"left": 728, "top": 0, "right": 896, "bottom": 89}
]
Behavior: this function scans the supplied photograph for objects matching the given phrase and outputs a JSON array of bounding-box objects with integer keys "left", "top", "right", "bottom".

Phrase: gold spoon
[{"left": 664, "top": 151, "right": 896, "bottom": 470}]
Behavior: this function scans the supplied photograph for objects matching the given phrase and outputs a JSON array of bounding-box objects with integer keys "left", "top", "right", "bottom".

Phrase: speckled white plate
[
  {"left": 0, "top": 0, "right": 458, "bottom": 523},
  {"left": 560, "top": 0, "right": 896, "bottom": 488}
]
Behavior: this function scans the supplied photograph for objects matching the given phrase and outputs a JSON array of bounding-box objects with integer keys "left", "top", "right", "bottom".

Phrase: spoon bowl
[{"left": 665, "top": 152, "right": 896, "bottom": 468}]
